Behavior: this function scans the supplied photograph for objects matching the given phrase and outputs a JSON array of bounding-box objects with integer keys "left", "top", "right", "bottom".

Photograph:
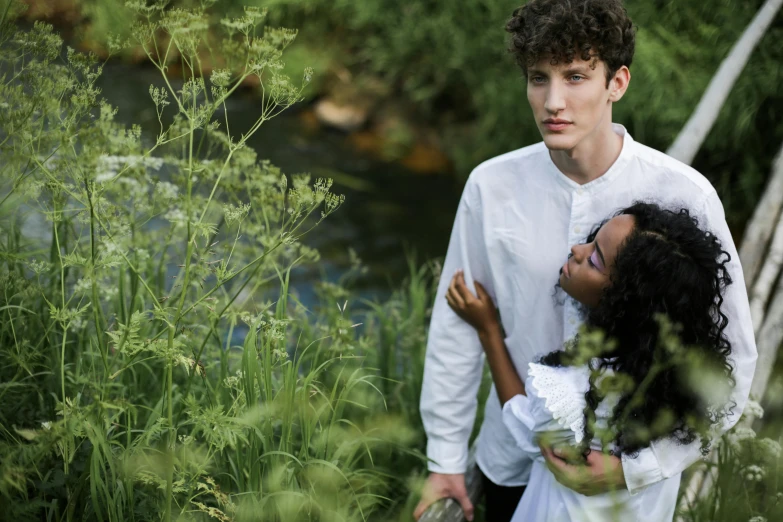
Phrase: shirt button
[
  {"left": 577, "top": 188, "right": 585, "bottom": 195},
  {"left": 573, "top": 226, "right": 581, "bottom": 234},
  {"left": 569, "top": 317, "right": 576, "bottom": 325}
]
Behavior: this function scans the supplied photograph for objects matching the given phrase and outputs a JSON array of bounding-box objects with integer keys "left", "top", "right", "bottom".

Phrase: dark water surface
[{"left": 97, "top": 61, "right": 463, "bottom": 305}]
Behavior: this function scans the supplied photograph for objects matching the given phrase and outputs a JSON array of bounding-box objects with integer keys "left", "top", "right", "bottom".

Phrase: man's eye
[
  {"left": 531, "top": 76, "right": 546, "bottom": 83},
  {"left": 570, "top": 75, "right": 584, "bottom": 82}
]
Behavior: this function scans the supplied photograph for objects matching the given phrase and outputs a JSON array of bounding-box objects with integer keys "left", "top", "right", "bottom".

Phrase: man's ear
[{"left": 608, "top": 65, "right": 631, "bottom": 102}]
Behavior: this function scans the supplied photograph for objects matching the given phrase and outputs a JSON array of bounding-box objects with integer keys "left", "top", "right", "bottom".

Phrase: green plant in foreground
[
  {"left": 678, "top": 400, "right": 783, "bottom": 522},
  {"left": 0, "top": 2, "right": 425, "bottom": 520}
]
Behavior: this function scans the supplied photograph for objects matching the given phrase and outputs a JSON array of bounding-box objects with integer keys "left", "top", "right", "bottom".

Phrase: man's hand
[
  {"left": 413, "top": 472, "right": 474, "bottom": 521},
  {"left": 540, "top": 443, "right": 626, "bottom": 496}
]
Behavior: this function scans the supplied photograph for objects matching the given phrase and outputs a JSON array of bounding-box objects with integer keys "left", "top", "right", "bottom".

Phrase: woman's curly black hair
[
  {"left": 540, "top": 202, "right": 735, "bottom": 457},
  {"left": 506, "top": 0, "right": 636, "bottom": 84}
]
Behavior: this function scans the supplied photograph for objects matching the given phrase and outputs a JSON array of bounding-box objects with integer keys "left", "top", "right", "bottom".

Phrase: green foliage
[
  {"left": 56, "top": 0, "right": 783, "bottom": 229},
  {"left": 256, "top": 0, "right": 783, "bottom": 231},
  {"left": 678, "top": 401, "right": 783, "bottom": 522},
  {"left": 0, "top": 3, "right": 441, "bottom": 520}
]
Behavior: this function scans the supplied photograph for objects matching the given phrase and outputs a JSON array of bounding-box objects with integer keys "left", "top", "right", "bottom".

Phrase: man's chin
[{"left": 542, "top": 134, "right": 577, "bottom": 151}]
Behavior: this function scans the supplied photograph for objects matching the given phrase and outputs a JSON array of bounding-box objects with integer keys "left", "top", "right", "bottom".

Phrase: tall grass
[{"left": 0, "top": 2, "right": 436, "bottom": 520}]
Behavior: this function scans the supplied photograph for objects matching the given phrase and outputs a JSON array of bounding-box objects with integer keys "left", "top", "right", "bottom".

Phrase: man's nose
[{"left": 544, "top": 84, "right": 566, "bottom": 113}]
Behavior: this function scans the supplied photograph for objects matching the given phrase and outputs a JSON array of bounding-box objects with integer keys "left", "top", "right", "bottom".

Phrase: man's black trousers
[{"left": 481, "top": 470, "right": 526, "bottom": 522}]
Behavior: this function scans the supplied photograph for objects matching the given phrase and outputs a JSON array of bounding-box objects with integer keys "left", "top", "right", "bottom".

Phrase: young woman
[{"left": 446, "top": 202, "right": 734, "bottom": 522}]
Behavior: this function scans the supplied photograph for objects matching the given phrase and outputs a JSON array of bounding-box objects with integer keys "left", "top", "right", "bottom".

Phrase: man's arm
[
  {"left": 542, "top": 190, "right": 758, "bottom": 495},
  {"left": 420, "top": 176, "right": 493, "bottom": 474},
  {"left": 415, "top": 177, "right": 492, "bottom": 519}
]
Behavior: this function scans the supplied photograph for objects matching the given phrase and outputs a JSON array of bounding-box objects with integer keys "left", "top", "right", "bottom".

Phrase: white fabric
[
  {"left": 502, "top": 363, "right": 680, "bottom": 522},
  {"left": 420, "top": 124, "right": 758, "bottom": 492},
  {"left": 525, "top": 363, "right": 589, "bottom": 444}
]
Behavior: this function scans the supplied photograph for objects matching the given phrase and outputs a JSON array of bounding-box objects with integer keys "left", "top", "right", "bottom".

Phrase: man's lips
[{"left": 544, "top": 120, "right": 572, "bottom": 131}]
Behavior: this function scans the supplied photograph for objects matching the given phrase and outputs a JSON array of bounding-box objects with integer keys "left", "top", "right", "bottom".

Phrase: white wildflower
[
  {"left": 727, "top": 426, "right": 757, "bottom": 450},
  {"left": 220, "top": 17, "right": 253, "bottom": 33},
  {"left": 210, "top": 69, "right": 231, "bottom": 87},
  {"left": 101, "top": 285, "right": 119, "bottom": 300},
  {"left": 223, "top": 203, "right": 250, "bottom": 226},
  {"left": 73, "top": 278, "right": 92, "bottom": 295},
  {"left": 743, "top": 465, "right": 765, "bottom": 482},
  {"left": 103, "top": 240, "right": 122, "bottom": 257},
  {"left": 155, "top": 181, "right": 180, "bottom": 200},
  {"left": 95, "top": 154, "right": 164, "bottom": 183},
  {"left": 28, "top": 259, "right": 52, "bottom": 275},
  {"left": 69, "top": 316, "right": 86, "bottom": 332},
  {"left": 744, "top": 399, "right": 764, "bottom": 419},
  {"left": 749, "top": 516, "right": 766, "bottom": 522},
  {"left": 757, "top": 438, "right": 782, "bottom": 460},
  {"left": 134, "top": 248, "right": 150, "bottom": 263},
  {"left": 41, "top": 421, "right": 51, "bottom": 431},
  {"left": 164, "top": 208, "right": 187, "bottom": 224}
]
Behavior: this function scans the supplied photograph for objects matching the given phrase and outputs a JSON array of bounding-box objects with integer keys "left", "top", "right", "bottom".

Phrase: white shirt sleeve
[
  {"left": 420, "top": 175, "right": 495, "bottom": 474},
  {"left": 502, "top": 394, "right": 541, "bottom": 456},
  {"left": 501, "top": 364, "right": 592, "bottom": 457},
  {"left": 622, "top": 190, "right": 758, "bottom": 494}
]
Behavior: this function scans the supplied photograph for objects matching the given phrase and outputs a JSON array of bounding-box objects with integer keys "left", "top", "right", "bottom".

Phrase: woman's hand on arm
[
  {"left": 446, "top": 271, "right": 524, "bottom": 404},
  {"left": 445, "top": 270, "right": 501, "bottom": 336}
]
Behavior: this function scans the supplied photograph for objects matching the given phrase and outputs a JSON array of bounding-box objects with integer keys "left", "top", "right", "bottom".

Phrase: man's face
[{"left": 526, "top": 57, "right": 618, "bottom": 151}]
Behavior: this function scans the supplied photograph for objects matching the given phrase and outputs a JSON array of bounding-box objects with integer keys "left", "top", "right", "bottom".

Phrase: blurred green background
[{"left": 26, "top": 0, "right": 783, "bottom": 240}]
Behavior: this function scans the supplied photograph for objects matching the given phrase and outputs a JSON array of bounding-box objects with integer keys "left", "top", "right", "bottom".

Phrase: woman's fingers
[
  {"left": 474, "top": 281, "right": 491, "bottom": 302},
  {"left": 448, "top": 273, "right": 465, "bottom": 309},
  {"left": 454, "top": 271, "right": 476, "bottom": 303}
]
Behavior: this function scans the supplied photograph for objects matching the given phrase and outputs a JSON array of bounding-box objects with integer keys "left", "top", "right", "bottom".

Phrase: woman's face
[{"left": 559, "top": 214, "right": 636, "bottom": 307}]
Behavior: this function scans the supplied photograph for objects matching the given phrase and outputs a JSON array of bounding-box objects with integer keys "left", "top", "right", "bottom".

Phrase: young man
[{"left": 413, "top": 1, "right": 758, "bottom": 521}]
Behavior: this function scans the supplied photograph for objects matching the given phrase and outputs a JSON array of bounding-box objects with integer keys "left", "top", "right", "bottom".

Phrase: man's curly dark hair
[
  {"left": 506, "top": 0, "right": 636, "bottom": 84},
  {"left": 540, "top": 202, "right": 735, "bottom": 458}
]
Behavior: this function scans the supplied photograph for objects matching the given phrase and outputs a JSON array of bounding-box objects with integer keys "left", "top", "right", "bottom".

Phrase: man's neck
[{"left": 549, "top": 123, "right": 624, "bottom": 186}]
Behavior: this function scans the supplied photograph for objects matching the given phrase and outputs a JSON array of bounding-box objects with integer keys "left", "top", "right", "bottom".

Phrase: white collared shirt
[{"left": 420, "top": 124, "right": 757, "bottom": 493}]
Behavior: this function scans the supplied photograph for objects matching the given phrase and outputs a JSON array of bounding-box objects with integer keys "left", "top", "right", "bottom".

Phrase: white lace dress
[{"left": 502, "top": 363, "right": 681, "bottom": 522}]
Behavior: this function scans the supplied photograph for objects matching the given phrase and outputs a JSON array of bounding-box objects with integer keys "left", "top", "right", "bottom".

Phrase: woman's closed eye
[{"left": 589, "top": 248, "right": 606, "bottom": 273}]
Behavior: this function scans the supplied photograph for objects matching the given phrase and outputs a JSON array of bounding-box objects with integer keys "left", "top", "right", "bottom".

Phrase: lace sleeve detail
[{"left": 527, "top": 363, "right": 590, "bottom": 444}]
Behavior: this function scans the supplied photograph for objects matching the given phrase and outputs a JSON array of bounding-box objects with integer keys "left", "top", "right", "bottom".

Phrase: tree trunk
[
  {"left": 739, "top": 143, "right": 783, "bottom": 288},
  {"left": 666, "top": 0, "right": 783, "bottom": 165},
  {"left": 751, "top": 278, "right": 783, "bottom": 399},
  {"left": 748, "top": 209, "right": 783, "bottom": 335}
]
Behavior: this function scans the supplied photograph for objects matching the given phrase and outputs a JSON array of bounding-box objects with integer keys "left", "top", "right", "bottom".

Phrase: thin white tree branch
[
  {"left": 739, "top": 142, "right": 783, "bottom": 288},
  {"left": 750, "top": 277, "right": 783, "bottom": 400},
  {"left": 666, "top": 0, "right": 783, "bottom": 165},
  {"left": 749, "top": 210, "right": 783, "bottom": 335}
]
